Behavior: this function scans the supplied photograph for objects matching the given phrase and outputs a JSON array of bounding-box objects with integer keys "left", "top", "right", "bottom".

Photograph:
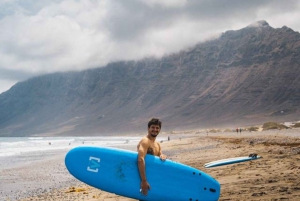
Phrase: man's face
[{"left": 148, "top": 124, "right": 160, "bottom": 137}]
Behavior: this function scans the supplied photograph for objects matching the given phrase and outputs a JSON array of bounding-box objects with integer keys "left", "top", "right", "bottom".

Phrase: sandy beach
[{"left": 2, "top": 129, "right": 300, "bottom": 201}]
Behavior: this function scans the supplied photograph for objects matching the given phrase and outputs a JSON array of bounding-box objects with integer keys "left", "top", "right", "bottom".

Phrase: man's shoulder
[{"left": 140, "top": 136, "right": 150, "bottom": 143}]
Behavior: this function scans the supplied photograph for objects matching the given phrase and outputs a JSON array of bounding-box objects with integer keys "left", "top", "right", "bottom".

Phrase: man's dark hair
[{"left": 148, "top": 118, "right": 162, "bottom": 128}]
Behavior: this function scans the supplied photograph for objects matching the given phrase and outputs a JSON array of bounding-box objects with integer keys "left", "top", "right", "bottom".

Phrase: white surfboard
[{"left": 204, "top": 154, "right": 262, "bottom": 168}]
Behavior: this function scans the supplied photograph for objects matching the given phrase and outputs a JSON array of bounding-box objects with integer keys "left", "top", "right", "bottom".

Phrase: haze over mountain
[{"left": 1, "top": 20, "right": 300, "bottom": 137}]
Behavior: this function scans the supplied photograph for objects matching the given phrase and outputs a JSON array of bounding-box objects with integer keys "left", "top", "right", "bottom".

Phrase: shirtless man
[{"left": 137, "top": 118, "right": 167, "bottom": 197}]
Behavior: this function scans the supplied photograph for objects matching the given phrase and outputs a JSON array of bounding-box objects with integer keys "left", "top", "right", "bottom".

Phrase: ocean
[
  {"left": 0, "top": 135, "right": 163, "bottom": 200},
  {"left": 0, "top": 136, "right": 165, "bottom": 171}
]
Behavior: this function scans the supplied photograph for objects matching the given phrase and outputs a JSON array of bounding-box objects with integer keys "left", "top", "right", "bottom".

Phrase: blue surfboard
[
  {"left": 65, "top": 146, "right": 220, "bottom": 201},
  {"left": 204, "top": 155, "right": 262, "bottom": 168}
]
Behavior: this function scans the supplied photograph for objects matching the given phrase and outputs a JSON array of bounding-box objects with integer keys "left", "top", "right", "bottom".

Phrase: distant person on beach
[
  {"left": 236, "top": 128, "right": 238, "bottom": 134},
  {"left": 239, "top": 128, "right": 242, "bottom": 133},
  {"left": 137, "top": 118, "right": 167, "bottom": 197}
]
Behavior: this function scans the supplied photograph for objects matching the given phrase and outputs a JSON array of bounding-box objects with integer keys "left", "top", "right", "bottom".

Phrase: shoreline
[{"left": 2, "top": 130, "right": 300, "bottom": 201}]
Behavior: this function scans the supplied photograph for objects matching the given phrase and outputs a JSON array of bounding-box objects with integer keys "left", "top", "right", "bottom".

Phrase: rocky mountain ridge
[{"left": 1, "top": 20, "right": 300, "bottom": 136}]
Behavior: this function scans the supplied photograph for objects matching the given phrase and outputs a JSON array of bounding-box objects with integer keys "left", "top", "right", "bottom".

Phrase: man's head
[
  {"left": 147, "top": 118, "right": 162, "bottom": 138},
  {"left": 148, "top": 118, "right": 162, "bottom": 129}
]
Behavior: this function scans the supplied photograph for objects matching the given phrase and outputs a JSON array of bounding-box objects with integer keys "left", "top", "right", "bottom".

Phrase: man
[{"left": 137, "top": 118, "right": 167, "bottom": 197}]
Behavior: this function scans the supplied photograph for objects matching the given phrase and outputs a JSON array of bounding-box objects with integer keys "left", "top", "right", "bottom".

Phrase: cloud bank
[{"left": 1, "top": 0, "right": 300, "bottom": 93}]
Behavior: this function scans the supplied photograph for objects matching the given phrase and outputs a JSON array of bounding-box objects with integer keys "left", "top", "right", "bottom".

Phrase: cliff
[{"left": 1, "top": 20, "right": 300, "bottom": 136}]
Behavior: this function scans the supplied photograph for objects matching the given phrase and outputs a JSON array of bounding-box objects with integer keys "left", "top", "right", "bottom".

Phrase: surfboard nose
[{"left": 65, "top": 147, "right": 80, "bottom": 175}]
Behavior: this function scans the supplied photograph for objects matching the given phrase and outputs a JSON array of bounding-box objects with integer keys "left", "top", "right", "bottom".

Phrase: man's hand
[
  {"left": 140, "top": 180, "right": 150, "bottom": 196},
  {"left": 159, "top": 154, "right": 167, "bottom": 161}
]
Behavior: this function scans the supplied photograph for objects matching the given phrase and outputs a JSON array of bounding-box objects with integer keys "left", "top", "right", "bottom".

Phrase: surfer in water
[{"left": 137, "top": 118, "right": 167, "bottom": 197}]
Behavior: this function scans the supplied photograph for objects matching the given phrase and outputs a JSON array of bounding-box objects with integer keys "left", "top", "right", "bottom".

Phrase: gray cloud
[
  {"left": 0, "top": 0, "right": 300, "bottom": 93},
  {"left": 0, "top": 68, "right": 37, "bottom": 80},
  {"left": 103, "top": 0, "right": 300, "bottom": 41}
]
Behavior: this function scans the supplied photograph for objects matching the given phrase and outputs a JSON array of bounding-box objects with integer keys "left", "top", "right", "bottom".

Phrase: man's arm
[
  {"left": 157, "top": 142, "right": 167, "bottom": 161},
  {"left": 137, "top": 139, "right": 150, "bottom": 196}
]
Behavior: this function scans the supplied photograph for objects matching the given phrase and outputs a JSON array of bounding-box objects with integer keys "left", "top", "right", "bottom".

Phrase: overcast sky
[{"left": 1, "top": 0, "right": 300, "bottom": 94}]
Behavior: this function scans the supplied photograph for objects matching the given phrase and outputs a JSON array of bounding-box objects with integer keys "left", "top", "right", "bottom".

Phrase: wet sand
[{"left": 3, "top": 129, "right": 300, "bottom": 201}]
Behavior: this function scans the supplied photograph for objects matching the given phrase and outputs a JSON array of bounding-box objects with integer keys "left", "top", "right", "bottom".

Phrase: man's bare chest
[{"left": 147, "top": 143, "right": 159, "bottom": 156}]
